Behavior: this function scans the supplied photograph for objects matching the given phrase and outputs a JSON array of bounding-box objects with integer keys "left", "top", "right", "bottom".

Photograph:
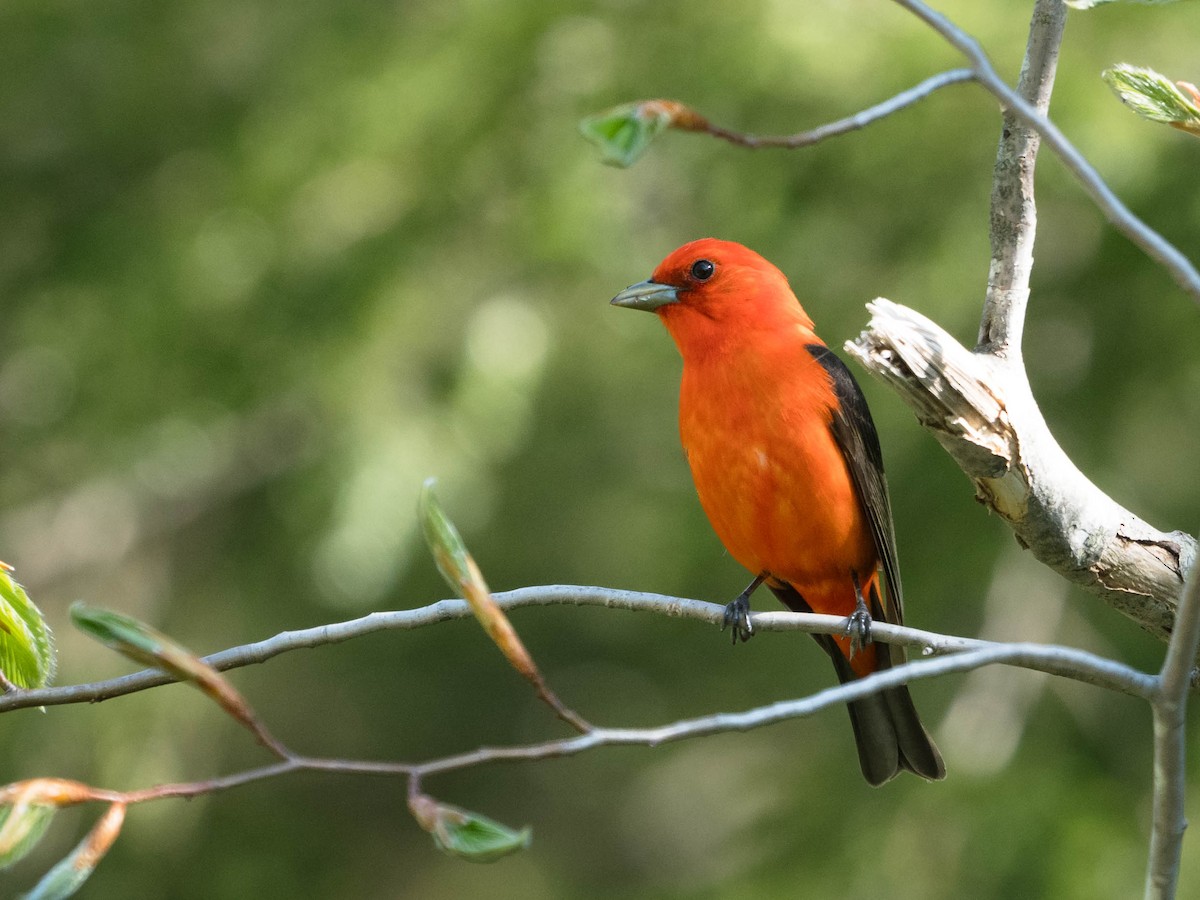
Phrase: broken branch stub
[{"left": 847, "top": 298, "right": 1195, "bottom": 643}]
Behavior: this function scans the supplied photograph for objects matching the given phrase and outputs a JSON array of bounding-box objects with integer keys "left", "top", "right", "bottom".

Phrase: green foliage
[
  {"left": 411, "top": 794, "right": 532, "bottom": 863},
  {"left": 69, "top": 604, "right": 168, "bottom": 669},
  {"left": 430, "top": 812, "right": 531, "bottom": 863},
  {"left": 417, "top": 477, "right": 517, "bottom": 651},
  {"left": 70, "top": 604, "right": 266, "bottom": 739},
  {"left": 19, "top": 855, "right": 91, "bottom": 900},
  {"left": 18, "top": 805, "right": 125, "bottom": 900},
  {"left": 0, "top": 804, "right": 56, "bottom": 872},
  {"left": 1103, "top": 64, "right": 1200, "bottom": 135},
  {"left": 578, "top": 102, "right": 674, "bottom": 168},
  {"left": 0, "top": 566, "right": 54, "bottom": 690},
  {"left": 418, "top": 479, "right": 474, "bottom": 593}
]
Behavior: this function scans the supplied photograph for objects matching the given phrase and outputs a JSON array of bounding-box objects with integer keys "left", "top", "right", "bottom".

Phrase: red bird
[{"left": 611, "top": 238, "right": 944, "bottom": 785}]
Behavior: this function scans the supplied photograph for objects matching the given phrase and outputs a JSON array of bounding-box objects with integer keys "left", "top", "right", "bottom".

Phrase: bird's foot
[
  {"left": 722, "top": 574, "right": 766, "bottom": 644},
  {"left": 723, "top": 595, "right": 754, "bottom": 644},
  {"left": 844, "top": 583, "right": 873, "bottom": 659}
]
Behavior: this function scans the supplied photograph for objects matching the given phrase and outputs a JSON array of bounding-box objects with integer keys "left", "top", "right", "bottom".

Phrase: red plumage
[{"left": 613, "top": 238, "right": 944, "bottom": 785}]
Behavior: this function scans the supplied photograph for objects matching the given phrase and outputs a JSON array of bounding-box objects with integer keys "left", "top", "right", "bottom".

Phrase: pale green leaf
[
  {"left": 18, "top": 855, "right": 91, "bottom": 900},
  {"left": 1103, "top": 64, "right": 1200, "bottom": 133},
  {"left": 579, "top": 103, "right": 674, "bottom": 168},
  {"left": 69, "top": 604, "right": 165, "bottom": 669},
  {"left": 431, "top": 809, "right": 531, "bottom": 862},
  {"left": 410, "top": 792, "right": 531, "bottom": 863},
  {"left": 19, "top": 803, "right": 124, "bottom": 900},
  {"left": 70, "top": 604, "right": 267, "bottom": 740},
  {"left": 417, "top": 478, "right": 473, "bottom": 592},
  {"left": 0, "top": 565, "right": 55, "bottom": 689},
  {"left": 0, "top": 803, "right": 56, "bottom": 871}
]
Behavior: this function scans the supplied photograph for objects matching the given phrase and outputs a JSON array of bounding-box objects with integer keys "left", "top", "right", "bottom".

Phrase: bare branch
[
  {"left": 115, "top": 760, "right": 299, "bottom": 805},
  {"left": 891, "top": 0, "right": 1200, "bottom": 307},
  {"left": 697, "top": 68, "right": 975, "bottom": 149},
  {"left": 1146, "top": 557, "right": 1200, "bottom": 897},
  {"left": 839, "top": 0, "right": 1199, "bottom": 645},
  {"left": 67, "top": 637, "right": 1151, "bottom": 810},
  {"left": 0, "top": 622, "right": 1143, "bottom": 875},
  {"left": 846, "top": 299, "right": 1195, "bottom": 642},
  {"left": 286, "top": 640, "right": 1150, "bottom": 783},
  {"left": 979, "top": 0, "right": 1065, "bottom": 357},
  {"left": 0, "top": 587, "right": 717, "bottom": 714},
  {"left": 848, "top": 8, "right": 1200, "bottom": 887},
  {"left": 0, "top": 586, "right": 1155, "bottom": 717}
]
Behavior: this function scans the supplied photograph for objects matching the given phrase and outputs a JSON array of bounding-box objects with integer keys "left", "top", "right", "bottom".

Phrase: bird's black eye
[{"left": 690, "top": 259, "right": 715, "bottom": 281}]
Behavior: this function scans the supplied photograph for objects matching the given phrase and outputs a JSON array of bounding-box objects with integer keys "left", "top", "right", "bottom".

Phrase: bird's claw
[
  {"left": 722, "top": 595, "right": 754, "bottom": 644},
  {"left": 844, "top": 607, "right": 873, "bottom": 658},
  {"left": 845, "top": 582, "right": 873, "bottom": 659}
]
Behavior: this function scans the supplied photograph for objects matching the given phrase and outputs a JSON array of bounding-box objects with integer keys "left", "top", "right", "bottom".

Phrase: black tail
[
  {"left": 770, "top": 585, "right": 945, "bottom": 786},
  {"left": 820, "top": 636, "right": 945, "bottom": 786}
]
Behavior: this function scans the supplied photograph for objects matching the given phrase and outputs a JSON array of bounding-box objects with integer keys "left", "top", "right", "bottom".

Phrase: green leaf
[
  {"left": 418, "top": 480, "right": 545, "bottom": 680},
  {"left": 0, "top": 803, "right": 56, "bottom": 871},
  {"left": 416, "top": 480, "right": 589, "bottom": 731},
  {"left": 70, "top": 604, "right": 273, "bottom": 746},
  {"left": 18, "top": 854, "right": 90, "bottom": 900},
  {"left": 417, "top": 478, "right": 473, "bottom": 592},
  {"left": 19, "top": 803, "right": 125, "bottom": 900},
  {"left": 433, "top": 812, "right": 531, "bottom": 863},
  {"left": 0, "top": 564, "right": 55, "bottom": 689},
  {"left": 412, "top": 795, "right": 531, "bottom": 863},
  {"left": 1103, "top": 64, "right": 1200, "bottom": 134},
  {"left": 579, "top": 102, "right": 675, "bottom": 168},
  {"left": 69, "top": 604, "right": 167, "bottom": 669},
  {"left": 70, "top": 604, "right": 219, "bottom": 688}
]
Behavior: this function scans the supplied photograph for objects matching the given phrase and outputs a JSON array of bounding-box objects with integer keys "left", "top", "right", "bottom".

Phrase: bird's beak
[{"left": 610, "top": 279, "right": 679, "bottom": 312}]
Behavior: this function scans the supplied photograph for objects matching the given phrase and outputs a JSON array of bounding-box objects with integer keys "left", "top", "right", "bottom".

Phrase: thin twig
[
  {"left": 47, "top": 637, "right": 1153, "bottom": 816},
  {"left": 847, "top": 0, "right": 1195, "bottom": 648},
  {"left": 529, "top": 676, "right": 592, "bottom": 734},
  {"left": 0, "top": 586, "right": 1156, "bottom": 715},
  {"left": 407, "top": 642, "right": 1149, "bottom": 777},
  {"left": 698, "top": 68, "right": 975, "bottom": 148},
  {"left": 0, "top": 588, "right": 714, "bottom": 713},
  {"left": 95, "top": 760, "right": 301, "bottom": 805},
  {"left": 881, "top": 3, "right": 1198, "bottom": 895},
  {"left": 891, "top": 0, "right": 1200, "bottom": 307}
]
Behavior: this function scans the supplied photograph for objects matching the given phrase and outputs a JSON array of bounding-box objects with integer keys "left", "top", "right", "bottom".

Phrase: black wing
[{"left": 805, "top": 343, "right": 904, "bottom": 626}]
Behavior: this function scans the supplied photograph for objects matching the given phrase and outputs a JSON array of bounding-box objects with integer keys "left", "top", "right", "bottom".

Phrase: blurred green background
[{"left": 3, "top": 0, "right": 1200, "bottom": 896}]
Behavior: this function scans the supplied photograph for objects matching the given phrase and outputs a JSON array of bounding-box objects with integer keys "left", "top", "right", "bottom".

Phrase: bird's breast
[{"left": 679, "top": 352, "right": 876, "bottom": 603}]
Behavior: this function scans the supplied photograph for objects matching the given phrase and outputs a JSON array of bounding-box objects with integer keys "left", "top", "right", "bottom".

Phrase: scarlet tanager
[{"left": 611, "top": 238, "right": 944, "bottom": 785}]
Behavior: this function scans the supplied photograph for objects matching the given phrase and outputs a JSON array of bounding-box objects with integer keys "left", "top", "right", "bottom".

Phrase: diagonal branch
[
  {"left": 117, "top": 637, "right": 1146, "bottom": 787},
  {"left": 404, "top": 640, "right": 1149, "bottom": 778},
  {"left": 16, "top": 631, "right": 1152, "bottom": 839},
  {"left": 850, "top": 5, "right": 1200, "bottom": 892},
  {"left": 845, "top": 0, "right": 1197, "bottom": 643},
  {"left": 847, "top": 299, "right": 1194, "bottom": 643},
  {"left": 696, "top": 68, "right": 976, "bottom": 149},
  {"left": 891, "top": 0, "right": 1200, "bottom": 306}
]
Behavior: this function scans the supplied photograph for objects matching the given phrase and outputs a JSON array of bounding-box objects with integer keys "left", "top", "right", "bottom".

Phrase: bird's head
[{"left": 610, "top": 239, "right": 814, "bottom": 356}]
